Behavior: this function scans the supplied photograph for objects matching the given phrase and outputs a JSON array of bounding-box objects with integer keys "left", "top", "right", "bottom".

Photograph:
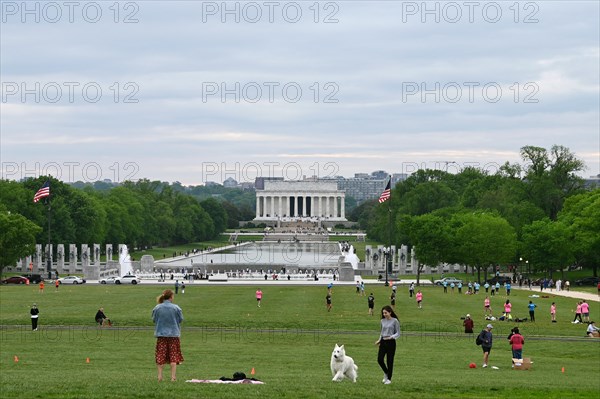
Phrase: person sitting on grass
[
  {"left": 586, "top": 321, "right": 599, "bottom": 338},
  {"left": 95, "top": 307, "right": 112, "bottom": 327}
]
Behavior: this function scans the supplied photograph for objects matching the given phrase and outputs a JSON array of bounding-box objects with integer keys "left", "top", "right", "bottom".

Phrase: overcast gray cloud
[{"left": 1, "top": 1, "right": 598, "bottom": 184}]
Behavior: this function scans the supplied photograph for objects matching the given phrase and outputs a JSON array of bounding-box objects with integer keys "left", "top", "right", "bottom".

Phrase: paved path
[{"left": 512, "top": 286, "right": 599, "bottom": 302}]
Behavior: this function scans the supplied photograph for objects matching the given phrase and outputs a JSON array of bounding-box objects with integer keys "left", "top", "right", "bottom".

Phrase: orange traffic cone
[
  {"left": 14, "top": 355, "right": 19, "bottom": 363},
  {"left": 250, "top": 367, "right": 255, "bottom": 375}
]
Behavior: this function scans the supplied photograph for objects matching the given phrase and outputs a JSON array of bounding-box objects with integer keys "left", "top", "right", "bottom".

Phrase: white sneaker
[
  {"left": 382, "top": 374, "right": 388, "bottom": 383},
  {"left": 384, "top": 380, "right": 392, "bottom": 384},
  {"left": 482, "top": 364, "right": 488, "bottom": 368}
]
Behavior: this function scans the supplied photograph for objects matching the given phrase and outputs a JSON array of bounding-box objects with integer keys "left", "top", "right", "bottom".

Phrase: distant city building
[
  {"left": 326, "top": 171, "right": 408, "bottom": 204},
  {"left": 223, "top": 177, "right": 238, "bottom": 188},
  {"left": 583, "top": 174, "right": 600, "bottom": 189}
]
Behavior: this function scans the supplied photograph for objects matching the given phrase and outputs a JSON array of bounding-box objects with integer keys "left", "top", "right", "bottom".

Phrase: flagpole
[
  {"left": 46, "top": 194, "right": 52, "bottom": 280},
  {"left": 386, "top": 190, "right": 391, "bottom": 287}
]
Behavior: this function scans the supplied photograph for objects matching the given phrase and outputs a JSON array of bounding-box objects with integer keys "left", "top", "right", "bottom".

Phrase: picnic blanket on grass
[{"left": 186, "top": 379, "right": 264, "bottom": 384}]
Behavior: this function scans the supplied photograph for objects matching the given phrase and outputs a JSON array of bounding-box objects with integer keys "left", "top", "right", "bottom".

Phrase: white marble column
[
  {"left": 294, "top": 196, "right": 299, "bottom": 217},
  {"left": 333, "top": 196, "right": 338, "bottom": 218},
  {"left": 277, "top": 195, "right": 283, "bottom": 217},
  {"left": 256, "top": 196, "right": 260, "bottom": 218},
  {"left": 340, "top": 195, "right": 345, "bottom": 219},
  {"left": 301, "top": 196, "right": 306, "bottom": 217},
  {"left": 270, "top": 196, "right": 275, "bottom": 217}
]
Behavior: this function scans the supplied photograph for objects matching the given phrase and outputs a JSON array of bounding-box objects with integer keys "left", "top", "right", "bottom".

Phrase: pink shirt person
[
  {"left": 580, "top": 302, "right": 589, "bottom": 314},
  {"left": 255, "top": 289, "right": 263, "bottom": 307},
  {"left": 551, "top": 304, "right": 556, "bottom": 314},
  {"left": 504, "top": 303, "right": 512, "bottom": 313},
  {"left": 416, "top": 291, "right": 423, "bottom": 308},
  {"left": 484, "top": 298, "right": 490, "bottom": 307}
]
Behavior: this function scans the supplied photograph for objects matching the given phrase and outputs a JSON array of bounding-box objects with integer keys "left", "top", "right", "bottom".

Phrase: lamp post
[
  {"left": 519, "top": 257, "right": 523, "bottom": 277},
  {"left": 382, "top": 247, "right": 391, "bottom": 286}
]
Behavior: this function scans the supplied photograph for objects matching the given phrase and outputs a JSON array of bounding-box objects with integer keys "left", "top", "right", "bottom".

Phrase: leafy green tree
[
  {"left": 450, "top": 212, "right": 517, "bottom": 283},
  {"left": 222, "top": 201, "right": 242, "bottom": 229},
  {"left": 520, "top": 218, "right": 574, "bottom": 279},
  {"left": 348, "top": 199, "right": 378, "bottom": 230},
  {"left": 200, "top": 198, "right": 228, "bottom": 234},
  {"left": 520, "top": 145, "right": 585, "bottom": 219},
  {"left": 558, "top": 190, "right": 600, "bottom": 277},
  {"left": 0, "top": 205, "right": 42, "bottom": 276},
  {"left": 401, "top": 213, "right": 452, "bottom": 285}
]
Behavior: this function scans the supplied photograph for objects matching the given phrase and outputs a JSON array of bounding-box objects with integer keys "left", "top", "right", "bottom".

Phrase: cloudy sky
[{"left": 1, "top": 1, "right": 598, "bottom": 185}]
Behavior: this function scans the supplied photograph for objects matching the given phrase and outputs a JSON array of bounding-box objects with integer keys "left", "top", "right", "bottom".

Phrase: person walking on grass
[
  {"left": 416, "top": 290, "right": 423, "bottom": 309},
  {"left": 152, "top": 289, "right": 184, "bottom": 382},
  {"left": 326, "top": 293, "right": 332, "bottom": 312},
  {"left": 256, "top": 288, "right": 263, "bottom": 307},
  {"left": 572, "top": 301, "right": 583, "bottom": 324},
  {"left": 480, "top": 324, "right": 493, "bottom": 368},
  {"left": 376, "top": 305, "right": 400, "bottom": 385},
  {"left": 368, "top": 293, "right": 375, "bottom": 316},
  {"left": 504, "top": 300, "right": 512, "bottom": 321},
  {"left": 30, "top": 303, "right": 39, "bottom": 331},
  {"left": 528, "top": 301, "right": 537, "bottom": 322},
  {"left": 551, "top": 302, "right": 557, "bottom": 323},
  {"left": 484, "top": 296, "right": 492, "bottom": 316},
  {"left": 409, "top": 282, "right": 415, "bottom": 297}
]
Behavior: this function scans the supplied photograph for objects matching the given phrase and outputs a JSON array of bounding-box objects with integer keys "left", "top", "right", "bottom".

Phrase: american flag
[
  {"left": 378, "top": 179, "right": 391, "bottom": 203},
  {"left": 33, "top": 181, "right": 50, "bottom": 203}
]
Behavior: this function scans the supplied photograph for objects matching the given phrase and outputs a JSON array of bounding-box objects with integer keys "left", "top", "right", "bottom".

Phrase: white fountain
[
  {"left": 119, "top": 245, "right": 132, "bottom": 276},
  {"left": 339, "top": 242, "right": 360, "bottom": 270}
]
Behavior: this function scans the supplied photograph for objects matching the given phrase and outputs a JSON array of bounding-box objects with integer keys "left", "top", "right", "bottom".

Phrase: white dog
[{"left": 330, "top": 344, "right": 358, "bottom": 382}]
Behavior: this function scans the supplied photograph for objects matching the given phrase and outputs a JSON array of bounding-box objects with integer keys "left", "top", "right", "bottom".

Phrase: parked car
[
  {"left": 100, "top": 275, "right": 140, "bottom": 285},
  {"left": 57, "top": 276, "right": 85, "bottom": 285},
  {"left": 575, "top": 276, "right": 600, "bottom": 286},
  {"left": 485, "top": 276, "right": 512, "bottom": 285},
  {"left": 434, "top": 277, "right": 463, "bottom": 286},
  {"left": 119, "top": 275, "right": 141, "bottom": 284},
  {"left": 23, "top": 274, "right": 43, "bottom": 283},
  {"left": 1, "top": 276, "right": 30, "bottom": 284}
]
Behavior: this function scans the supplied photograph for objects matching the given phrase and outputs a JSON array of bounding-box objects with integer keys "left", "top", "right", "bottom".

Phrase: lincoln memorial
[{"left": 255, "top": 180, "right": 347, "bottom": 221}]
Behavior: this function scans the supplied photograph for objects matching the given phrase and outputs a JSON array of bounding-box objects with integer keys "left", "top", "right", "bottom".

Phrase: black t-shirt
[{"left": 368, "top": 295, "right": 375, "bottom": 307}]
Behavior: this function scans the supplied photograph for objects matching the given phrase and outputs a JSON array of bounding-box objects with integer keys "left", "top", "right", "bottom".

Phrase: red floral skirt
[{"left": 155, "top": 337, "right": 184, "bottom": 365}]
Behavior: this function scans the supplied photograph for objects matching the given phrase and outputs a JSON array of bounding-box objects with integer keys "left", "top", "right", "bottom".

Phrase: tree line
[
  {"left": 351, "top": 145, "right": 599, "bottom": 281},
  {"left": 2, "top": 145, "right": 598, "bottom": 281},
  {"left": 0, "top": 178, "right": 237, "bottom": 272}
]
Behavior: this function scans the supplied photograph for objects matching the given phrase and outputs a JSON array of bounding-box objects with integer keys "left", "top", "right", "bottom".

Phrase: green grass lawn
[{"left": 1, "top": 284, "right": 599, "bottom": 398}]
